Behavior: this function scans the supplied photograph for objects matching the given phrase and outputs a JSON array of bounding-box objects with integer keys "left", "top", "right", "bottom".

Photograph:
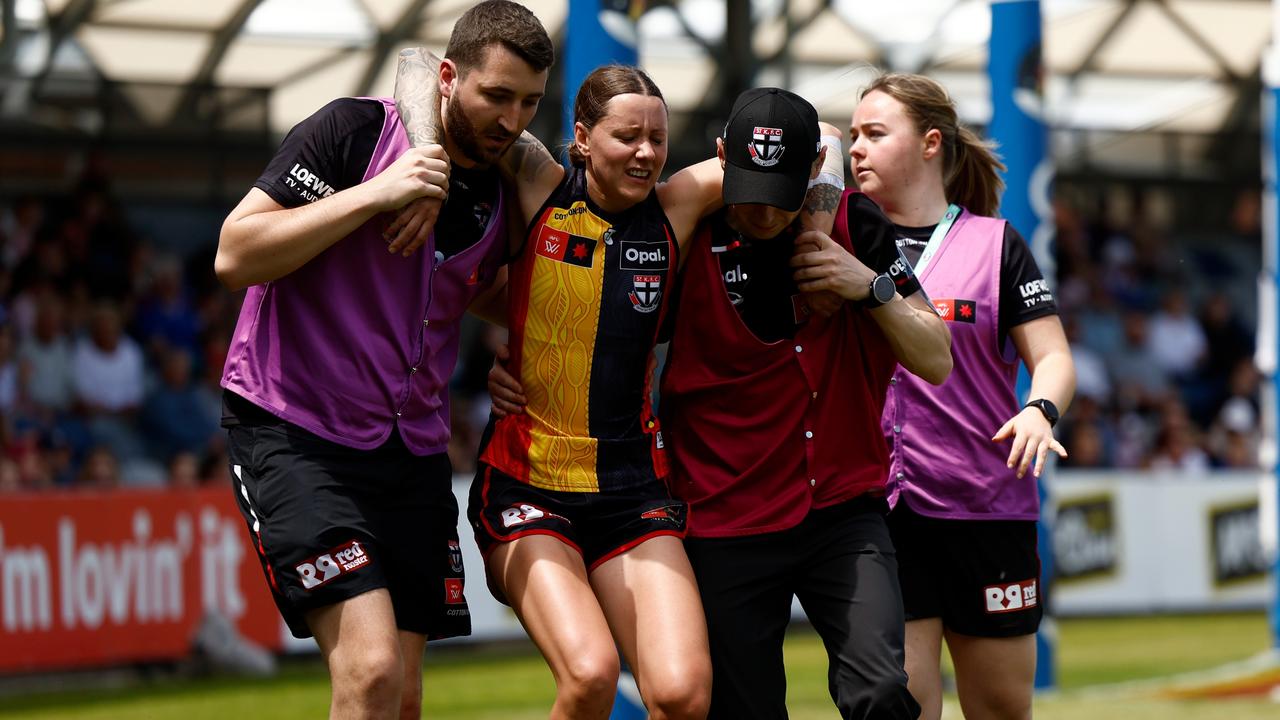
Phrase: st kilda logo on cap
[{"left": 749, "top": 127, "right": 785, "bottom": 167}]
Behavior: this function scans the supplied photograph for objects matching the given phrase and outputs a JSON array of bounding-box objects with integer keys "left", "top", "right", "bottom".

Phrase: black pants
[{"left": 684, "top": 498, "right": 920, "bottom": 720}]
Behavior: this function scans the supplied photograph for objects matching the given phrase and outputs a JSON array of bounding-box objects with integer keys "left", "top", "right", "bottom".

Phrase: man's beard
[{"left": 445, "top": 96, "right": 514, "bottom": 167}]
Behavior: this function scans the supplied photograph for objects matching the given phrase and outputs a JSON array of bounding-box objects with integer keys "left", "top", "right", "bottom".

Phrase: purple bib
[{"left": 222, "top": 98, "right": 506, "bottom": 455}]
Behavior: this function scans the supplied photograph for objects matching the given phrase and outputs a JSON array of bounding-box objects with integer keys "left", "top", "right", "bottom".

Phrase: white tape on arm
[{"left": 811, "top": 134, "right": 845, "bottom": 190}]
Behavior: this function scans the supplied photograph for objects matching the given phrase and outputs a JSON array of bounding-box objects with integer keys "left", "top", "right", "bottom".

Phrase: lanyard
[{"left": 911, "top": 204, "right": 961, "bottom": 276}]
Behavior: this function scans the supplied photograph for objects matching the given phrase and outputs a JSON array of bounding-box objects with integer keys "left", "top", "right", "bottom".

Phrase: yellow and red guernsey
[{"left": 480, "top": 168, "right": 676, "bottom": 492}]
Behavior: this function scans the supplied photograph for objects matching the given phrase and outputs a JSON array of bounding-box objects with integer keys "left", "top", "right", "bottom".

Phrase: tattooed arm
[
  {"left": 384, "top": 47, "right": 450, "bottom": 256},
  {"left": 795, "top": 123, "right": 846, "bottom": 315},
  {"left": 798, "top": 122, "right": 844, "bottom": 235},
  {"left": 500, "top": 131, "right": 565, "bottom": 230},
  {"left": 395, "top": 47, "right": 443, "bottom": 147}
]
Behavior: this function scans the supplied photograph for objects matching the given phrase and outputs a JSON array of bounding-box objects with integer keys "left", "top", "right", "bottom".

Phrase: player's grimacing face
[
  {"left": 577, "top": 93, "right": 669, "bottom": 213},
  {"left": 446, "top": 45, "right": 548, "bottom": 166},
  {"left": 849, "top": 90, "right": 925, "bottom": 207}
]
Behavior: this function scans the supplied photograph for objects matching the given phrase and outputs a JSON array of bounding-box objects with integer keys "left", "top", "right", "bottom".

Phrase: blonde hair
[{"left": 862, "top": 73, "right": 1006, "bottom": 217}]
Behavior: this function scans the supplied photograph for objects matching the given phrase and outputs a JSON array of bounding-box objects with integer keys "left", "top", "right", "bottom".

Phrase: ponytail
[
  {"left": 863, "top": 73, "right": 1006, "bottom": 217},
  {"left": 947, "top": 126, "right": 1005, "bottom": 217}
]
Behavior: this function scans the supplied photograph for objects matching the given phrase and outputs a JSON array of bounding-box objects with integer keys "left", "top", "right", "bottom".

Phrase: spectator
[
  {"left": 0, "top": 457, "right": 19, "bottom": 493},
  {"left": 1146, "top": 289, "right": 1206, "bottom": 379},
  {"left": 1198, "top": 291, "right": 1253, "bottom": 382},
  {"left": 141, "top": 347, "right": 219, "bottom": 461},
  {"left": 1065, "top": 316, "right": 1111, "bottom": 404},
  {"left": 167, "top": 451, "right": 200, "bottom": 489},
  {"left": 76, "top": 445, "right": 121, "bottom": 490},
  {"left": 135, "top": 254, "right": 202, "bottom": 358},
  {"left": 1107, "top": 310, "right": 1170, "bottom": 411},
  {"left": 0, "top": 195, "right": 44, "bottom": 269},
  {"left": 1147, "top": 399, "right": 1210, "bottom": 472},
  {"left": 73, "top": 302, "right": 145, "bottom": 461},
  {"left": 17, "top": 293, "right": 75, "bottom": 414},
  {"left": 0, "top": 324, "right": 16, "bottom": 414}
]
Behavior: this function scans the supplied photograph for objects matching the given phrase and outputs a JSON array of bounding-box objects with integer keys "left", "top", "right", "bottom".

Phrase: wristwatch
[
  {"left": 867, "top": 273, "right": 896, "bottom": 307},
  {"left": 1024, "top": 398, "right": 1059, "bottom": 427}
]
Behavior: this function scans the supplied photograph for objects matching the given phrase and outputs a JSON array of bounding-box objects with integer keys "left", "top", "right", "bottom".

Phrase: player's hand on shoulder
[
  {"left": 790, "top": 230, "right": 873, "bottom": 301},
  {"left": 369, "top": 144, "right": 451, "bottom": 212},
  {"left": 992, "top": 408, "right": 1068, "bottom": 479}
]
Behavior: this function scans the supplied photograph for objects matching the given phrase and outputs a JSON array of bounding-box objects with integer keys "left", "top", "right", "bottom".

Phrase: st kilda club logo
[
  {"left": 749, "top": 127, "right": 785, "bottom": 167},
  {"left": 629, "top": 275, "right": 662, "bottom": 313}
]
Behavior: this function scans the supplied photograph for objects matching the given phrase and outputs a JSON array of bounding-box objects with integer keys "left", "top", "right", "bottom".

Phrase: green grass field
[{"left": 1, "top": 613, "right": 1275, "bottom": 719}]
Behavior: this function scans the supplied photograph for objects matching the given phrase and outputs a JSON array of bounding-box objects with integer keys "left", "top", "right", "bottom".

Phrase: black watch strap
[{"left": 1024, "top": 398, "right": 1059, "bottom": 427}]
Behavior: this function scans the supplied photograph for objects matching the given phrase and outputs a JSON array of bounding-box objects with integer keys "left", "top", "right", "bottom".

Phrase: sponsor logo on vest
[
  {"left": 932, "top": 298, "right": 977, "bottom": 324},
  {"left": 749, "top": 127, "right": 785, "bottom": 167},
  {"left": 295, "top": 539, "right": 369, "bottom": 591},
  {"left": 984, "top": 579, "right": 1038, "bottom": 613},
  {"left": 629, "top": 274, "right": 662, "bottom": 313},
  {"left": 724, "top": 265, "right": 748, "bottom": 284},
  {"left": 444, "top": 578, "right": 465, "bottom": 605},
  {"left": 286, "top": 163, "right": 335, "bottom": 201},
  {"left": 620, "top": 241, "right": 669, "bottom": 270}
]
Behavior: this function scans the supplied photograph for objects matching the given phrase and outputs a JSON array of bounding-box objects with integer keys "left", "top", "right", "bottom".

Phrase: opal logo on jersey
[
  {"left": 749, "top": 126, "right": 785, "bottom": 167},
  {"left": 983, "top": 579, "right": 1038, "bottom": 613},
  {"left": 620, "top": 241, "right": 668, "bottom": 270},
  {"left": 629, "top": 274, "right": 662, "bottom": 313},
  {"left": 295, "top": 539, "right": 370, "bottom": 591}
]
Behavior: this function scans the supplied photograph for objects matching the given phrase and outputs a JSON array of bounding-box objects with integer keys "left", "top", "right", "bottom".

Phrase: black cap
[{"left": 721, "top": 87, "right": 821, "bottom": 213}]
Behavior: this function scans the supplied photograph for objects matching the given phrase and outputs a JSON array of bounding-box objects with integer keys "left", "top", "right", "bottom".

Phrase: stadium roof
[{"left": 0, "top": 0, "right": 1273, "bottom": 182}]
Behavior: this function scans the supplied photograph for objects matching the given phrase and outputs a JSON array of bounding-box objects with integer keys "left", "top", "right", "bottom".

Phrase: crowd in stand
[
  {"left": 1053, "top": 190, "right": 1262, "bottom": 471},
  {"left": 0, "top": 177, "right": 1263, "bottom": 493}
]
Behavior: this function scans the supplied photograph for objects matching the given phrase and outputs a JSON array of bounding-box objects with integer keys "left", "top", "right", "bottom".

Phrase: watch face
[{"left": 872, "top": 274, "right": 895, "bottom": 304}]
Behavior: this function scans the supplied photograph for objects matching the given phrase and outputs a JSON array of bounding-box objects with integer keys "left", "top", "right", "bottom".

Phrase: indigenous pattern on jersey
[{"left": 480, "top": 168, "right": 676, "bottom": 492}]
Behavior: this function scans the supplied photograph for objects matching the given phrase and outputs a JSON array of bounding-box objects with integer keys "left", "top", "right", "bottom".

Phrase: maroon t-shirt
[{"left": 659, "top": 190, "right": 901, "bottom": 537}]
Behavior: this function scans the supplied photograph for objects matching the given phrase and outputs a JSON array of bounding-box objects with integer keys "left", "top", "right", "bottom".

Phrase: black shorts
[
  {"left": 468, "top": 464, "right": 687, "bottom": 581},
  {"left": 888, "top": 503, "right": 1041, "bottom": 638},
  {"left": 226, "top": 422, "right": 470, "bottom": 640}
]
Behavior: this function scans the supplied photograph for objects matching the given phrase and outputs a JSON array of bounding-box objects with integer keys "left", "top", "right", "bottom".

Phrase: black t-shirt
[
  {"left": 713, "top": 194, "right": 922, "bottom": 343},
  {"left": 894, "top": 218, "right": 1056, "bottom": 345},
  {"left": 252, "top": 97, "right": 499, "bottom": 260}
]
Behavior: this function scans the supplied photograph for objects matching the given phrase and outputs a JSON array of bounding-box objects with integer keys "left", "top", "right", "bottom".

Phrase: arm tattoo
[
  {"left": 395, "top": 47, "right": 441, "bottom": 147},
  {"left": 803, "top": 183, "right": 842, "bottom": 217},
  {"left": 497, "top": 131, "right": 558, "bottom": 185}
]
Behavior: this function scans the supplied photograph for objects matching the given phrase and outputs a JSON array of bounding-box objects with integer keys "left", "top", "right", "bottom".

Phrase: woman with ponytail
[{"left": 851, "top": 72, "right": 1076, "bottom": 720}]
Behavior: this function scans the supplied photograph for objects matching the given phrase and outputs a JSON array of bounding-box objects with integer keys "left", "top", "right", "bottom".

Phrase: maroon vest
[{"left": 659, "top": 192, "right": 896, "bottom": 538}]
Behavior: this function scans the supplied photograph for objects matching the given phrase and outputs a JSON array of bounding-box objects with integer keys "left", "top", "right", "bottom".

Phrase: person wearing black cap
[
  {"left": 657, "top": 87, "right": 951, "bottom": 719},
  {"left": 482, "top": 85, "right": 922, "bottom": 716}
]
